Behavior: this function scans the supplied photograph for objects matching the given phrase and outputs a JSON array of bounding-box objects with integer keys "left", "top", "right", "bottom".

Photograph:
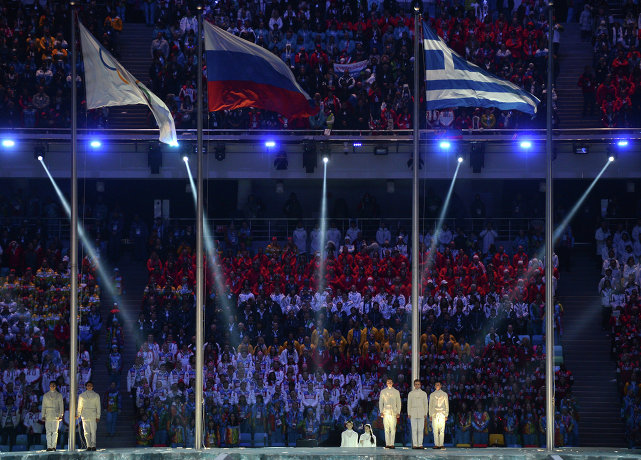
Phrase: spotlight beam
[
  {"left": 317, "top": 161, "right": 329, "bottom": 292},
  {"left": 39, "top": 159, "right": 118, "bottom": 300},
  {"left": 184, "top": 161, "right": 232, "bottom": 313},
  {"left": 425, "top": 161, "right": 462, "bottom": 272},
  {"left": 552, "top": 158, "right": 613, "bottom": 245}
]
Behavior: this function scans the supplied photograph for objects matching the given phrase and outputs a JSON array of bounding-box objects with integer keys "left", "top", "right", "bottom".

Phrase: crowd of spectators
[
  {"left": 0, "top": 219, "right": 105, "bottom": 450},
  {"left": 578, "top": 1, "right": 641, "bottom": 126},
  {"left": 0, "top": 0, "right": 122, "bottom": 129},
  {"left": 128, "top": 216, "right": 577, "bottom": 448},
  {"left": 145, "top": 0, "right": 559, "bottom": 131},
  {"left": 596, "top": 219, "right": 641, "bottom": 448}
]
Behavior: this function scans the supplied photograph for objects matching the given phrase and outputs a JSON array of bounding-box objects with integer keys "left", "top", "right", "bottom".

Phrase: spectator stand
[{"left": 125, "top": 209, "right": 577, "bottom": 449}]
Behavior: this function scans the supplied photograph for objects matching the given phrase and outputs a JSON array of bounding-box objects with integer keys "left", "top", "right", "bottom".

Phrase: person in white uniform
[
  {"left": 41, "top": 381, "right": 64, "bottom": 451},
  {"left": 407, "top": 379, "right": 428, "bottom": 449},
  {"left": 429, "top": 381, "right": 449, "bottom": 449},
  {"left": 340, "top": 420, "right": 359, "bottom": 447},
  {"left": 378, "top": 378, "right": 401, "bottom": 448},
  {"left": 358, "top": 423, "right": 377, "bottom": 447},
  {"left": 77, "top": 381, "right": 101, "bottom": 451}
]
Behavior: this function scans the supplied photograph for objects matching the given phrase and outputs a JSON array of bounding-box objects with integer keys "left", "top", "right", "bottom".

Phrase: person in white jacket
[
  {"left": 407, "top": 379, "right": 429, "bottom": 449},
  {"left": 41, "top": 381, "right": 64, "bottom": 451},
  {"left": 429, "top": 382, "right": 449, "bottom": 449},
  {"left": 77, "top": 381, "right": 101, "bottom": 451},
  {"left": 340, "top": 420, "right": 359, "bottom": 447},
  {"left": 378, "top": 378, "right": 401, "bottom": 448},
  {"left": 358, "top": 423, "right": 377, "bottom": 447}
]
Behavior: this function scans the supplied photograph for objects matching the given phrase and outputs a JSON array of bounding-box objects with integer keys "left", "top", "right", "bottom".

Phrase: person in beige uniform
[
  {"left": 77, "top": 381, "right": 101, "bottom": 451},
  {"left": 407, "top": 379, "right": 428, "bottom": 449},
  {"left": 428, "top": 381, "right": 449, "bottom": 449},
  {"left": 41, "top": 381, "right": 64, "bottom": 451},
  {"left": 378, "top": 378, "right": 401, "bottom": 448}
]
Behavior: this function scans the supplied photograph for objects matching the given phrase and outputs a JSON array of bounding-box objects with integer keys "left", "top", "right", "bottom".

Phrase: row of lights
[{"left": 2, "top": 138, "right": 102, "bottom": 149}]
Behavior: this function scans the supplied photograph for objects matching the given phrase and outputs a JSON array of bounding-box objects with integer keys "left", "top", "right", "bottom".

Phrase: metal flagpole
[
  {"left": 545, "top": 1, "right": 555, "bottom": 451},
  {"left": 411, "top": 6, "right": 421, "bottom": 383},
  {"left": 194, "top": 5, "right": 205, "bottom": 450},
  {"left": 68, "top": 2, "right": 78, "bottom": 451}
]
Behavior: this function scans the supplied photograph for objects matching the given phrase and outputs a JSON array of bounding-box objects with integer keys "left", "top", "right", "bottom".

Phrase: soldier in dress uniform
[
  {"left": 77, "top": 381, "right": 101, "bottom": 451},
  {"left": 429, "top": 381, "right": 449, "bottom": 449},
  {"left": 378, "top": 378, "right": 401, "bottom": 448},
  {"left": 41, "top": 381, "right": 64, "bottom": 451}
]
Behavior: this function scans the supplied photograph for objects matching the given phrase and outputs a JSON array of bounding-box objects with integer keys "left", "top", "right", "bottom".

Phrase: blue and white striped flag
[{"left": 423, "top": 23, "right": 539, "bottom": 115}]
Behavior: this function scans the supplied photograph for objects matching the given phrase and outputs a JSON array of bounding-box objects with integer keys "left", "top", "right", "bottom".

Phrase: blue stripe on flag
[
  {"left": 206, "top": 50, "right": 301, "bottom": 94},
  {"left": 425, "top": 97, "right": 535, "bottom": 113},
  {"left": 452, "top": 54, "right": 480, "bottom": 72},
  {"left": 425, "top": 50, "right": 445, "bottom": 70},
  {"left": 426, "top": 79, "right": 538, "bottom": 103}
]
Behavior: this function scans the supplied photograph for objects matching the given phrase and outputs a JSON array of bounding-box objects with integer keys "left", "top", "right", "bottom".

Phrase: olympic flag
[{"left": 78, "top": 21, "right": 177, "bottom": 145}]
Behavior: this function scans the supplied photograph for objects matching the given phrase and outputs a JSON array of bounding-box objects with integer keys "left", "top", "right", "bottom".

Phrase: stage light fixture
[
  {"left": 617, "top": 139, "right": 629, "bottom": 147},
  {"left": 439, "top": 141, "right": 451, "bottom": 150},
  {"left": 214, "top": 145, "right": 226, "bottom": 161},
  {"left": 148, "top": 143, "right": 162, "bottom": 174},
  {"left": 520, "top": 140, "right": 532, "bottom": 149},
  {"left": 34, "top": 143, "right": 47, "bottom": 162},
  {"left": 182, "top": 155, "right": 189, "bottom": 163},
  {"left": 90, "top": 140, "right": 102, "bottom": 149},
  {"left": 274, "top": 151, "right": 288, "bottom": 170},
  {"left": 322, "top": 154, "right": 329, "bottom": 164},
  {"left": 265, "top": 140, "right": 276, "bottom": 148},
  {"left": 457, "top": 155, "right": 464, "bottom": 163},
  {"left": 353, "top": 142, "right": 362, "bottom": 147},
  {"left": 2, "top": 139, "right": 15, "bottom": 148},
  {"left": 608, "top": 155, "right": 615, "bottom": 162},
  {"left": 303, "top": 141, "right": 317, "bottom": 173}
]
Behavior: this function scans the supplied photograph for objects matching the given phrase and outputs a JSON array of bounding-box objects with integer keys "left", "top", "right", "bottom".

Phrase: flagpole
[
  {"left": 411, "top": 5, "right": 421, "bottom": 384},
  {"left": 545, "top": 1, "right": 555, "bottom": 451},
  {"left": 68, "top": 2, "right": 79, "bottom": 452},
  {"left": 194, "top": 4, "right": 205, "bottom": 450}
]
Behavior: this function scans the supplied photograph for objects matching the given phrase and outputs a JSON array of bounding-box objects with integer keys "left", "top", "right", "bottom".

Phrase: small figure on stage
[
  {"left": 77, "top": 381, "right": 101, "bottom": 451},
  {"left": 340, "top": 420, "right": 358, "bottom": 447},
  {"left": 41, "top": 381, "right": 64, "bottom": 451},
  {"left": 429, "top": 382, "right": 449, "bottom": 450},
  {"left": 358, "top": 423, "right": 377, "bottom": 447},
  {"left": 378, "top": 378, "right": 401, "bottom": 448},
  {"left": 408, "top": 379, "right": 428, "bottom": 449}
]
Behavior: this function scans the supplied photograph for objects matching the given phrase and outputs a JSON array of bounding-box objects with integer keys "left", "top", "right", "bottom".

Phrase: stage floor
[{"left": 1, "top": 447, "right": 639, "bottom": 459}]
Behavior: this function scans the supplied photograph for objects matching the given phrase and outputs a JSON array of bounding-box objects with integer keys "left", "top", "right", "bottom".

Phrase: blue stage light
[
  {"left": 265, "top": 140, "right": 276, "bottom": 148},
  {"left": 90, "top": 140, "right": 102, "bottom": 148},
  {"left": 2, "top": 139, "right": 16, "bottom": 148},
  {"left": 617, "top": 140, "right": 629, "bottom": 147},
  {"left": 520, "top": 140, "right": 532, "bottom": 149},
  {"left": 439, "top": 141, "right": 451, "bottom": 150}
]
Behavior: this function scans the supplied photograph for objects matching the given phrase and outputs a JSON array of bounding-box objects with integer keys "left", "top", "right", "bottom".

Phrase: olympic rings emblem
[{"left": 99, "top": 48, "right": 130, "bottom": 85}]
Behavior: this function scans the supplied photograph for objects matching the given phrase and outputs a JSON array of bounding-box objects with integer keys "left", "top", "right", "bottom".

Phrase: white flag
[{"left": 78, "top": 21, "right": 177, "bottom": 145}]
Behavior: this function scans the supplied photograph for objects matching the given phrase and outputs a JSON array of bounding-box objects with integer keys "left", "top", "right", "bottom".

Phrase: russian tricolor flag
[{"left": 204, "top": 21, "right": 318, "bottom": 119}]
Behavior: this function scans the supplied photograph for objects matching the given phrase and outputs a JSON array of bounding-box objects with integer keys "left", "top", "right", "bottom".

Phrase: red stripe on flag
[{"left": 207, "top": 81, "right": 318, "bottom": 119}]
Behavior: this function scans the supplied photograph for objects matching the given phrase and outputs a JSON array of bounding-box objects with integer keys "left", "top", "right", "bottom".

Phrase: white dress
[
  {"left": 341, "top": 429, "right": 359, "bottom": 447},
  {"left": 358, "top": 432, "right": 377, "bottom": 447}
]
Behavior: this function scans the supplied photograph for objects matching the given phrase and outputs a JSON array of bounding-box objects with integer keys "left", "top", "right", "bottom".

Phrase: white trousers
[
  {"left": 45, "top": 420, "right": 60, "bottom": 449},
  {"left": 432, "top": 413, "right": 446, "bottom": 447},
  {"left": 383, "top": 414, "right": 397, "bottom": 446},
  {"left": 411, "top": 417, "right": 424, "bottom": 447},
  {"left": 82, "top": 418, "right": 97, "bottom": 448}
]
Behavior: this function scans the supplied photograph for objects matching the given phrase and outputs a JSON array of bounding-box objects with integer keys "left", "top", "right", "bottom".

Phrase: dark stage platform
[{"left": 0, "top": 447, "right": 638, "bottom": 460}]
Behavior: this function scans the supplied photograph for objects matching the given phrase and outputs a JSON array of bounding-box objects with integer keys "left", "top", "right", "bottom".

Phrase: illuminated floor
[{"left": 2, "top": 447, "right": 639, "bottom": 459}]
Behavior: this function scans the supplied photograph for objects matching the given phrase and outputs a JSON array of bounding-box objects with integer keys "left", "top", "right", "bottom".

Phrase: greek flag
[{"left": 423, "top": 23, "right": 539, "bottom": 115}]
